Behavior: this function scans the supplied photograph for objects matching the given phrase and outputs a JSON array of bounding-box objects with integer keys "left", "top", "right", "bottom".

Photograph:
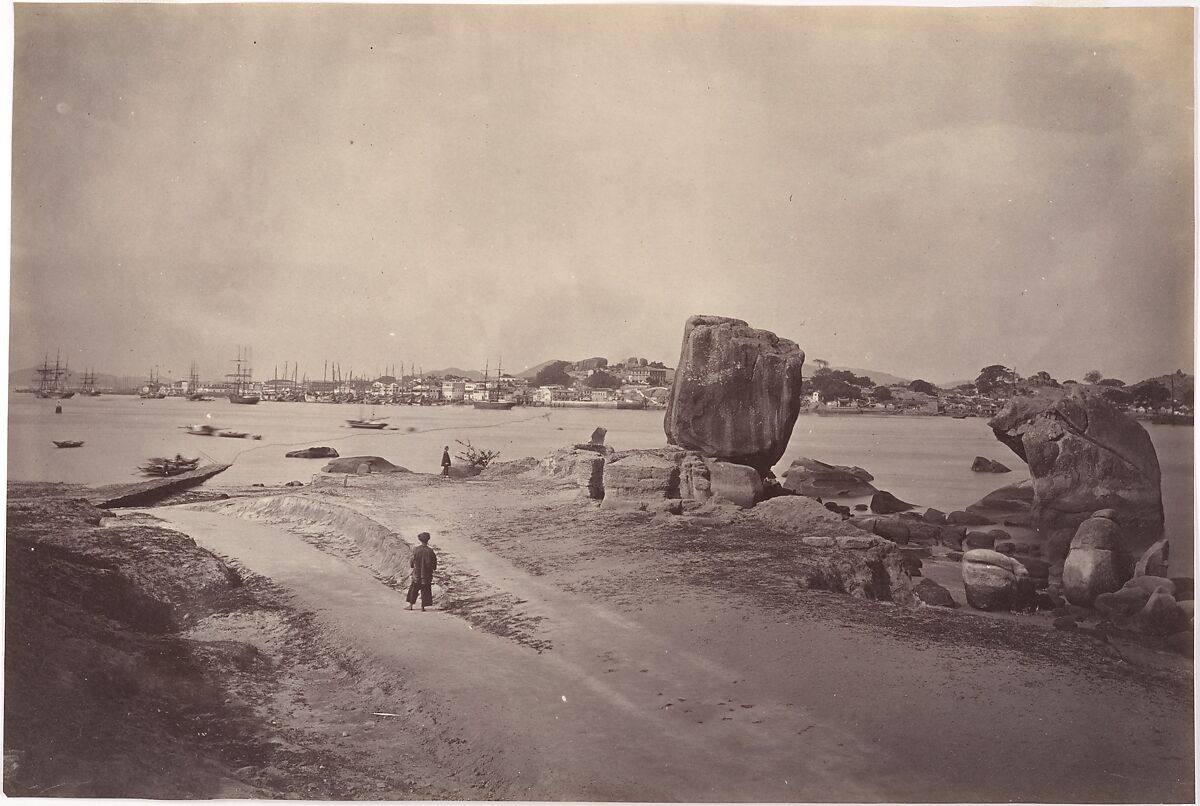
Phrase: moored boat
[
  {"left": 52, "top": 440, "right": 84, "bottom": 448},
  {"left": 347, "top": 418, "right": 389, "bottom": 429},
  {"left": 137, "top": 455, "right": 200, "bottom": 476},
  {"left": 227, "top": 347, "right": 261, "bottom": 404}
]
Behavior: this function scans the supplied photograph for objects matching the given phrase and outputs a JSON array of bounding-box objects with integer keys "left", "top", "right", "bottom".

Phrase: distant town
[{"left": 12, "top": 353, "right": 1194, "bottom": 420}]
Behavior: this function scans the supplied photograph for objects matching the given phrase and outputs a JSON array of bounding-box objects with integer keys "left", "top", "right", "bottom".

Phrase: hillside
[
  {"left": 830, "top": 367, "right": 911, "bottom": 387},
  {"left": 516, "top": 359, "right": 569, "bottom": 380}
]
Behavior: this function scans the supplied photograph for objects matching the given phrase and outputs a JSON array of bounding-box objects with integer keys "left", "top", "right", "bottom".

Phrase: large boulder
[
  {"left": 966, "top": 480, "right": 1035, "bottom": 518},
  {"left": 962, "top": 549, "right": 1033, "bottom": 611},
  {"left": 988, "top": 387, "right": 1163, "bottom": 555},
  {"left": 870, "top": 490, "right": 915, "bottom": 514},
  {"left": 780, "top": 457, "right": 877, "bottom": 497},
  {"left": 663, "top": 315, "right": 805, "bottom": 475},
  {"left": 1061, "top": 514, "right": 1127, "bottom": 606}
]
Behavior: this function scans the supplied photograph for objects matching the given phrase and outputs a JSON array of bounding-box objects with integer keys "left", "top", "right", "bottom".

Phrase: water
[{"left": 7, "top": 394, "right": 1193, "bottom": 572}]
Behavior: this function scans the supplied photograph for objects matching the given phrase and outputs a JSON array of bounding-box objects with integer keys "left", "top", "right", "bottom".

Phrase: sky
[{"left": 8, "top": 5, "right": 1195, "bottom": 386}]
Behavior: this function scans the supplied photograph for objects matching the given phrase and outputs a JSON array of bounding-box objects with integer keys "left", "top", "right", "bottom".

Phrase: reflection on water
[{"left": 7, "top": 395, "right": 1193, "bottom": 571}]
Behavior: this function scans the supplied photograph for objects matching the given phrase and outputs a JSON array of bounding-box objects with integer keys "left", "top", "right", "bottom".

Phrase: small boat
[
  {"left": 52, "top": 440, "right": 84, "bottom": 448},
  {"left": 472, "top": 400, "right": 516, "bottom": 410},
  {"left": 347, "top": 418, "right": 389, "bottom": 429},
  {"left": 138, "top": 455, "right": 201, "bottom": 476},
  {"left": 184, "top": 424, "right": 261, "bottom": 439}
]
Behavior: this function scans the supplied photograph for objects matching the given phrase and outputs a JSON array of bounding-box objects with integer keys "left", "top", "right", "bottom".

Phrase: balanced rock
[
  {"left": 971, "top": 456, "right": 1012, "bottom": 473},
  {"left": 664, "top": 315, "right": 805, "bottom": 475},
  {"left": 286, "top": 446, "right": 339, "bottom": 459},
  {"left": 962, "top": 549, "right": 1032, "bottom": 611},
  {"left": 989, "top": 387, "right": 1164, "bottom": 555},
  {"left": 780, "top": 457, "right": 877, "bottom": 497}
]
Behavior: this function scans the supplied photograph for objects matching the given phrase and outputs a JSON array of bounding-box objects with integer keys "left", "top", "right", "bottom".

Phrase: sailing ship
[
  {"left": 473, "top": 358, "right": 516, "bottom": 410},
  {"left": 227, "top": 347, "right": 261, "bottom": 404},
  {"left": 35, "top": 352, "right": 76, "bottom": 399},
  {"left": 139, "top": 366, "right": 168, "bottom": 399},
  {"left": 79, "top": 370, "right": 101, "bottom": 397},
  {"left": 186, "top": 363, "right": 213, "bottom": 401}
]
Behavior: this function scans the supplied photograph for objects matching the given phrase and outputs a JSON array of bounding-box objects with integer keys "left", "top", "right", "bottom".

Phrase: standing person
[
  {"left": 441, "top": 445, "right": 452, "bottom": 477},
  {"left": 406, "top": 532, "right": 438, "bottom": 611}
]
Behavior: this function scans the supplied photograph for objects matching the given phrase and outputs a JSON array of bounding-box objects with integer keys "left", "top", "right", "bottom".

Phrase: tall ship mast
[
  {"left": 139, "top": 366, "right": 167, "bottom": 399},
  {"left": 473, "top": 357, "right": 515, "bottom": 410},
  {"left": 227, "top": 347, "right": 261, "bottom": 404},
  {"left": 36, "top": 352, "right": 75, "bottom": 399},
  {"left": 80, "top": 369, "right": 101, "bottom": 396}
]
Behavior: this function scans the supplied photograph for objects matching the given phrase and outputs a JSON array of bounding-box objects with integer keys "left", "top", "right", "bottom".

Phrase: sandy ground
[{"left": 133, "top": 469, "right": 1195, "bottom": 803}]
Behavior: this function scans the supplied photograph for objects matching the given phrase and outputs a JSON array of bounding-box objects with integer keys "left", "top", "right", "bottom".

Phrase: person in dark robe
[
  {"left": 406, "top": 532, "right": 438, "bottom": 611},
  {"left": 441, "top": 446, "right": 452, "bottom": 477}
]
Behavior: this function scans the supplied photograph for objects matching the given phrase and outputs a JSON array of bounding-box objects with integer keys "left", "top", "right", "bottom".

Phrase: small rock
[
  {"left": 963, "top": 531, "right": 996, "bottom": 551},
  {"left": 284, "top": 480, "right": 304, "bottom": 487},
  {"left": 994, "top": 541, "right": 1017, "bottom": 555},
  {"left": 922, "top": 508, "right": 947, "bottom": 525},
  {"left": 1123, "top": 575, "right": 1176, "bottom": 597},
  {"left": 939, "top": 526, "right": 965, "bottom": 551},
  {"left": 871, "top": 490, "right": 915, "bottom": 514},
  {"left": 1136, "top": 590, "right": 1189, "bottom": 636},
  {"left": 853, "top": 503, "right": 869, "bottom": 511},
  {"left": 1094, "top": 586, "right": 1153, "bottom": 617},
  {"left": 971, "top": 456, "right": 1012, "bottom": 473},
  {"left": 947, "top": 510, "right": 991, "bottom": 526},
  {"left": 835, "top": 535, "right": 878, "bottom": 550},
  {"left": 962, "top": 549, "right": 1028, "bottom": 611},
  {"left": 1133, "top": 539, "right": 1170, "bottom": 578},
  {"left": 912, "top": 578, "right": 957, "bottom": 608},
  {"left": 801, "top": 536, "right": 836, "bottom": 548},
  {"left": 871, "top": 518, "right": 910, "bottom": 545}
]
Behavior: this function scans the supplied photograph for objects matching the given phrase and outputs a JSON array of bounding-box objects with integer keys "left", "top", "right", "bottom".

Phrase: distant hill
[
  {"left": 830, "top": 367, "right": 911, "bottom": 388},
  {"left": 516, "top": 359, "right": 569, "bottom": 380},
  {"left": 938, "top": 378, "right": 975, "bottom": 390}
]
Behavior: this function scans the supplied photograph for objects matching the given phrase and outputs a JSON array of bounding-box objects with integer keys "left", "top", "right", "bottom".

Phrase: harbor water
[{"left": 7, "top": 394, "right": 1193, "bottom": 572}]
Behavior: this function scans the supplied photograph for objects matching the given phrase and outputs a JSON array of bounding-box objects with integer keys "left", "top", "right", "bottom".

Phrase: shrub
[{"left": 455, "top": 439, "right": 500, "bottom": 469}]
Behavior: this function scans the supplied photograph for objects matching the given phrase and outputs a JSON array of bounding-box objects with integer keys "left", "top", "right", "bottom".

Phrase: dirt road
[{"left": 152, "top": 475, "right": 1194, "bottom": 802}]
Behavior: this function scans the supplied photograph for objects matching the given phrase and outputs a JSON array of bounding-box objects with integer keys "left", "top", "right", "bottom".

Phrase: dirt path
[{"left": 151, "top": 475, "right": 1194, "bottom": 802}]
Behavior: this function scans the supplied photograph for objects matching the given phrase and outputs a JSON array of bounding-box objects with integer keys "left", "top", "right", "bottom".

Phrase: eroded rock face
[
  {"left": 538, "top": 447, "right": 607, "bottom": 499},
  {"left": 664, "top": 315, "right": 805, "bottom": 475},
  {"left": 962, "top": 549, "right": 1034, "bottom": 611},
  {"left": 989, "top": 387, "right": 1163, "bottom": 554}
]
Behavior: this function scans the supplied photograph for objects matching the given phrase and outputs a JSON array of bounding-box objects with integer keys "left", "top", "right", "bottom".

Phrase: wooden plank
[{"left": 90, "top": 464, "right": 232, "bottom": 508}]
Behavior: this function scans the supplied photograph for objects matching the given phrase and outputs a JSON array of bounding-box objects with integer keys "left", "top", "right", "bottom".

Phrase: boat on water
[
  {"left": 36, "top": 353, "right": 76, "bottom": 399},
  {"left": 227, "top": 347, "right": 261, "bottom": 404},
  {"left": 346, "top": 418, "right": 389, "bottom": 429},
  {"left": 79, "top": 370, "right": 102, "bottom": 397},
  {"left": 52, "top": 440, "right": 84, "bottom": 448},
  {"left": 473, "top": 358, "right": 517, "bottom": 410},
  {"left": 184, "top": 424, "right": 262, "bottom": 439},
  {"left": 137, "top": 455, "right": 200, "bottom": 476},
  {"left": 139, "top": 366, "right": 168, "bottom": 399},
  {"left": 185, "top": 363, "right": 213, "bottom": 401}
]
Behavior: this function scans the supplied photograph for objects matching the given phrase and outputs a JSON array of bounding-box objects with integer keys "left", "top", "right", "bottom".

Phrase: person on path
[
  {"left": 406, "top": 532, "right": 438, "bottom": 611},
  {"left": 441, "top": 445, "right": 452, "bottom": 477}
]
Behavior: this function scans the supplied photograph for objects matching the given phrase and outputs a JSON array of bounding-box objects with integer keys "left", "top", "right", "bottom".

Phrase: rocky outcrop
[
  {"left": 971, "top": 456, "right": 1011, "bottom": 473},
  {"left": 966, "top": 480, "right": 1034, "bottom": 518},
  {"left": 780, "top": 458, "right": 876, "bottom": 497},
  {"left": 538, "top": 447, "right": 607, "bottom": 498},
  {"left": 663, "top": 316, "right": 805, "bottom": 475},
  {"left": 320, "top": 456, "right": 410, "bottom": 474},
  {"left": 601, "top": 449, "right": 681, "bottom": 511},
  {"left": 989, "top": 387, "right": 1164, "bottom": 555},
  {"left": 286, "top": 446, "right": 339, "bottom": 459}
]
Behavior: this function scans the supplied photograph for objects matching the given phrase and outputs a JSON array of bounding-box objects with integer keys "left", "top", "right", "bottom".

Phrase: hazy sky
[{"left": 9, "top": 5, "right": 1194, "bottom": 384}]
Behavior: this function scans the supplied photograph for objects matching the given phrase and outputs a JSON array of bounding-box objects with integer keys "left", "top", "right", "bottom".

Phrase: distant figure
[
  {"left": 54, "top": 404, "right": 62, "bottom": 414},
  {"left": 406, "top": 532, "right": 438, "bottom": 611},
  {"left": 441, "top": 445, "right": 452, "bottom": 477}
]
